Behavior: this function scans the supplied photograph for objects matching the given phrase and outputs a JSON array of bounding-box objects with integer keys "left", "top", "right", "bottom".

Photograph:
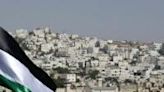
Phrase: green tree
[
  {"left": 159, "top": 43, "right": 164, "bottom": 55},
  {"left": 88, "top": 70, "right": 99, "bottom": 79},
  {"left": 154, "top": 65, "right": 161, "bottom": 70},
  {"left": 76, "top": 79, "right": 80, "bottom": 83},
  {"left": 53, "top": 77, "right": 66, "bottom": 88},
  {"left": 53, "top": 67, "right": 70, "bottom": 73}
]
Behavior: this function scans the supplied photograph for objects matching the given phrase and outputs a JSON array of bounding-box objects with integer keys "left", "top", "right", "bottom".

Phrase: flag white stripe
[{"left": 0, "top": 49, "right": 53, "bottom": 92}]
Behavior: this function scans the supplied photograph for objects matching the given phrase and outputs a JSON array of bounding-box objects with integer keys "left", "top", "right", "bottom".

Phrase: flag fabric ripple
[{"left": 0, "top": 27, "right": 56, "bottom": 92}]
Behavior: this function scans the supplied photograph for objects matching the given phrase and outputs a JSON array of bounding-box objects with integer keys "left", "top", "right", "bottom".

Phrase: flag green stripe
[{"left": 0, "top": 74, "right": 31, "bottom": 92}]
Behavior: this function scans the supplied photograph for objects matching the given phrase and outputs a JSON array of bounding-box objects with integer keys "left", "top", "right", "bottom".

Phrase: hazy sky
[{"left": 0, "top": 0, "right": 164, "bottom": 42}]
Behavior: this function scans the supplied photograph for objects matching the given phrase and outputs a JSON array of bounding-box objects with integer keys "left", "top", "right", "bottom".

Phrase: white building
[
  {"left": 108, "top": 66, "right": 121, "bottom": 78},
  {"left": 41, "top": 43, "right": 54, "bottom": 53},
  {"left": 33, "top": 28, "right": 45, "bottom": 38},
  {"left": 89, "top": 87, "right": 118, "bottom": 92},
  {"left": 59, "top": 74, "right": 76, "bottom": 83},
  {"left": 15, "top": 29, "right": 28, "bottom": 39}
]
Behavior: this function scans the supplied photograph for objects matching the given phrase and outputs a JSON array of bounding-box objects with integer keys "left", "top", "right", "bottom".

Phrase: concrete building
[
  {"left": 89, "top": 87, "right": 118, "bottom": 92},
  {"left": 59, "top": 74, "right": 76, "bottom": 83}
]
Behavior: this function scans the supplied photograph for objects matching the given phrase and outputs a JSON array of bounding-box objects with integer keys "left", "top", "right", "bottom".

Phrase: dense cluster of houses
[{"left": 1, "top": 27, "right": 164, "bottom": 92}]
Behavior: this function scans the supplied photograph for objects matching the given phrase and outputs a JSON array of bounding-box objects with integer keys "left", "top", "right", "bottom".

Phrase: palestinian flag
[{"left": 0, "top": 27, "right": 56, "bottom": 92}]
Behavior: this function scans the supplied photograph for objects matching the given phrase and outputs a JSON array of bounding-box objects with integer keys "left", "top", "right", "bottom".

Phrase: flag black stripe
[{"left": 0, "top": 27, "right": 56, "bottom": 91}]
